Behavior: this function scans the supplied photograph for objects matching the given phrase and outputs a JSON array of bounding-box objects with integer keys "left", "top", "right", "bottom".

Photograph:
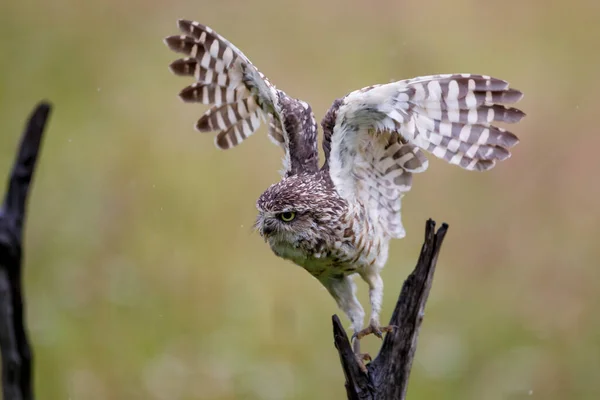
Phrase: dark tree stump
[
  {"left": 333, "top": 219, "right": 448, "bottom": 400},
  {"left": 0, "top": 102, "right": 52, "bottom": 400}
]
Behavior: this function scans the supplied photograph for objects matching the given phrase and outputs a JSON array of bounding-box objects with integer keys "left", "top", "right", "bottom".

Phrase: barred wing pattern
[
  {"left": 323, "top": 74, "right": 524, "bottom": 238},
  {"left": 355, "top": 132, "right": 428, "bottom": 238},
  {"left": 164, "top": 20, "right": 290, "bottom": 168}
]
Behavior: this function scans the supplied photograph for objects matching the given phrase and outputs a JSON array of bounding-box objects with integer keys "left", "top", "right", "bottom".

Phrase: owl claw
[
  {"left": 355, "top": 353, "right": 372, "bottom": 373},
  {"left": 354, "top": 323, "right": 397, "bottom": 341}
]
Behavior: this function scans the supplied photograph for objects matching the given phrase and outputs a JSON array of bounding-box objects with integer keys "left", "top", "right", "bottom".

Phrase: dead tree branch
[
  {"left": 0, "top": 102, "right": 52, "bottom": 400},
  {"left": 333, "top": 219, "right": 448, "bottom": 399}
]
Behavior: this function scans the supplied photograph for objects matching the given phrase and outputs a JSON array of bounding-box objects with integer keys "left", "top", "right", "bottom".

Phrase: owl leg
[
  {"left": 322, "top": 275, "right": 365, "bottom": 333},
  {"left": 354, "top": 270, "right": 395, "bottom": 340},
  {"left": 321, "top": 275, "right": 368, "bottom": 359}
]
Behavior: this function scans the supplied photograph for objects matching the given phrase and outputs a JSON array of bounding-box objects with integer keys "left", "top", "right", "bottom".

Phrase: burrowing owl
[{"left": 163, "top": 20, "right": 525, "bottom": 356}]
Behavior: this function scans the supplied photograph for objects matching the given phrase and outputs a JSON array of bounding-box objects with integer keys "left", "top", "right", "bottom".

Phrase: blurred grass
[{"left": 1, "top": 0, "right": 600, "bottom": 398}]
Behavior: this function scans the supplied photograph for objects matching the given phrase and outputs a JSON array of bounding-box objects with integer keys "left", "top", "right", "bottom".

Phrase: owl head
[{"left": 255, "top": 173, "right": 346, "bottom": 247}]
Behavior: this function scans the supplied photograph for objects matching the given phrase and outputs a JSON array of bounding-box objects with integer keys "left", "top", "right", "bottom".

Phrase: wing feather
[{"left": 164, "top": 20, "right": 293, "bottom": 170}]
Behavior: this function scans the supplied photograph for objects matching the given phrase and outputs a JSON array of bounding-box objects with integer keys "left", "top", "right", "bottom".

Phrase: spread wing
[
  {"left": 321, "top": 74, "right": 525, "bottom": 238},
  {"left": 164, "top": 20, "right": 293, "bottom": 171}
]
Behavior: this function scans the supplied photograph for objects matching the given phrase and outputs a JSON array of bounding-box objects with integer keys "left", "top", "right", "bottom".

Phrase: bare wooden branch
[
  {"left": 333, "top": 219, "right": 448, "bottom": 399},
  {"left": 0, "top": 102, "right": 52, "bottom": 400}
]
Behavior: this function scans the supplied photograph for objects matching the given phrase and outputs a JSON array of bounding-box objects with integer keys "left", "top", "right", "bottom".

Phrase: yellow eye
[{"left": 279, "top": 211, "right": 296, "bottom": 222}]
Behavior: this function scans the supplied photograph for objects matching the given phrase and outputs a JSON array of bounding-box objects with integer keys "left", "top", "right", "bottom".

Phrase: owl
[{"left": 163, "top": 20, "right": 524, "bottom": 358}]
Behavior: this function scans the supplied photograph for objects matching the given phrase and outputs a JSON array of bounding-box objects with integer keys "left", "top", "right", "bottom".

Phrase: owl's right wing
[
  {"left": 321, "top": 74, "right": 525, "bottom": 238},
  {"left": 164, "top": 20, "right": 288, "bottom": 161}
]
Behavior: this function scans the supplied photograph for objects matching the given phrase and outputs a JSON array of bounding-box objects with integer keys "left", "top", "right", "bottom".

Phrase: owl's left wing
[{"left": 321, "top": 74, "right": 524, "bottom": 238}]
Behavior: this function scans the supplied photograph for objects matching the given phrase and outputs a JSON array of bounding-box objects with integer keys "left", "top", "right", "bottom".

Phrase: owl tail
[{"left": 402, "top": 74, "right": 525, "bottom": 171}]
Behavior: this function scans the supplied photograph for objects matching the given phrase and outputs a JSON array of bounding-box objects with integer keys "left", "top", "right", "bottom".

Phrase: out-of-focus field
[{"left": 1, "top": 0, "right": 599, "bottom": 398}]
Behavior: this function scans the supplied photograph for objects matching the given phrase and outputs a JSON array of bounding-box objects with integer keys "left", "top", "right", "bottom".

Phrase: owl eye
[{"left": 279, "top": 211, "right": 296, "bottom": 222}]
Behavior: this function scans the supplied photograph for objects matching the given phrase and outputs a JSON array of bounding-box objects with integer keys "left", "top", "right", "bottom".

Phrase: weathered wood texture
[
  {"left": 0, "top": 102, "right": 52, "bottom": 400},
  {"left": 333, "top": 219, "right": 448, "bottom": 400}
]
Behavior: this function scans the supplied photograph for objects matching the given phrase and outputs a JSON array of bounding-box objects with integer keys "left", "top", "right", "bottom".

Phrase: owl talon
[
  {"left": 355, "top": 323, "right": 396, "bottom": 341},
  {"left": 355, "top": 353, "right": 372, "bottom": 373},
  {"left": 373, "top": 326, "right": 383, "bottom": 339},
  {"left": 380, "top": 324, "right": 397, "bottom": 336}
]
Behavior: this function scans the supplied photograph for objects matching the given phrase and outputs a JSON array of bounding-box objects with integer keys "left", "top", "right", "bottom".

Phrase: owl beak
[
  {"left": 260, "top": 219, "right": 277, "bottom": 239},
  {"left": 261, "top": 224, "right": 275, "bottom": 237}
]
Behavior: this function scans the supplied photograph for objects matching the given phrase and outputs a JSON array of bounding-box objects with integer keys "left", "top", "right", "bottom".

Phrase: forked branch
[{"left": 333, "top": 219, "right": 448, "bottom": 399}]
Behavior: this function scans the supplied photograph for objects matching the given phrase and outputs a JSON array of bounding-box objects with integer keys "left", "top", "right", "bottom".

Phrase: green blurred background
[{"left": 1, "top": 0, "right": 599, "bottom": 398}]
